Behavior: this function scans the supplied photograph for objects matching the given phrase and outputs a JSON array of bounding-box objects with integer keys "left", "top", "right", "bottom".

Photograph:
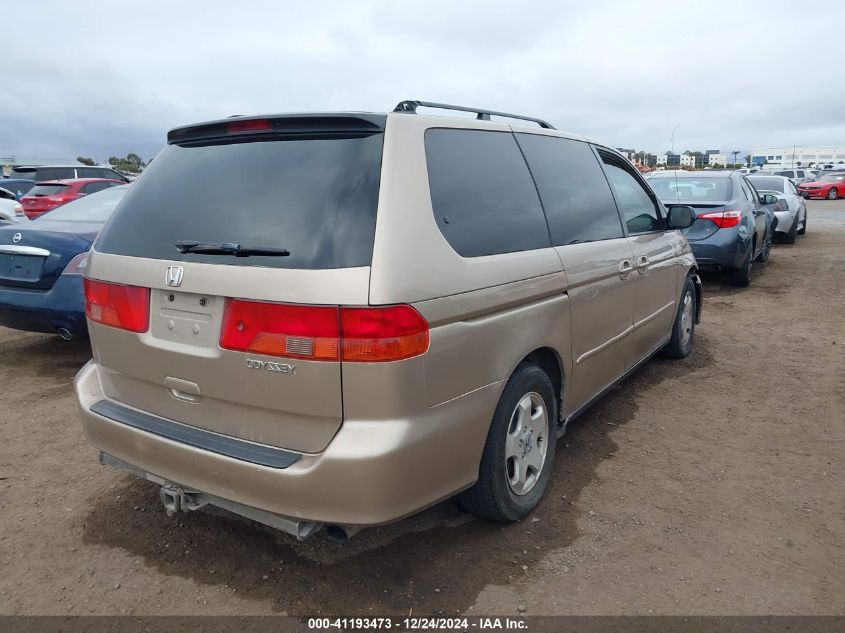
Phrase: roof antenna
[{"left": 670, "top": 123, "right": 681, "bottom": 202}]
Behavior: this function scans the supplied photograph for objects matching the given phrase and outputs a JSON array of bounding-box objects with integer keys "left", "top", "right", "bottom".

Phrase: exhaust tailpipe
[
  {"left": 57, "top": 328, "right": 73, "bottom": 341},
  {"left": 324, "top": 524, "right": 361, "bottom": 543}
]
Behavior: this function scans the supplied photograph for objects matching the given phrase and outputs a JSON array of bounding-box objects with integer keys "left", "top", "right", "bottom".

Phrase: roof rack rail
[{"left": 393, "top": 100, "right": 555, "bottom": 129}]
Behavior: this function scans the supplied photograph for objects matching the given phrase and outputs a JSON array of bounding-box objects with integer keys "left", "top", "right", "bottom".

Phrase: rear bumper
[
  {"left": 688, "top": 227, "right": 750, "bottom": 270},
  {"left": 0, "top": 275, "right": 86, "bottom": 335},
  {"left": 774, "top": 210, "right": 798, "bottom": 234},
  {"left": 75, "top": 360, "right": 501, "bottom": 527}
]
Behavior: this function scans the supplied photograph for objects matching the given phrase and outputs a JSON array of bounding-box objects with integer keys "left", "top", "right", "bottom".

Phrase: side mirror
[
  {"left": 666, "top": 205, "right": 696, "bottom": 229},
  {"left": 760, "top": 193, "right": 778, "bottom": 205}
]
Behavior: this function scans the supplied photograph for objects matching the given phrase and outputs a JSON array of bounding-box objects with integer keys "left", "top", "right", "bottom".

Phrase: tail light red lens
[
  {"left": 84, "top": 279, "right": 150, "bottom": 333},
  {"left": 219, "top": 300, "right": 429, "bottom": 362},
  {"left": 226, "top": 119, "right": 271, "bottom": 133},
  {"left": 220, "top": 301, "right": 341, "bottom": 361},
  {"left": 698, "top": 210, "right": 742, "bottom": 229},
  {"left": 341, "top": 306, "right": 429, "bottom": 362}
]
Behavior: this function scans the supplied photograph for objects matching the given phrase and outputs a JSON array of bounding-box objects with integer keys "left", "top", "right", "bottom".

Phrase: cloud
[{"left": 2, "top": 0, "right": 843, "bottom": 162}]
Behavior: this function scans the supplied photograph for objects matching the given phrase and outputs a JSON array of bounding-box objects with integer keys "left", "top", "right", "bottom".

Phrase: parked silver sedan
[{"left": 748, "top": 174, "right": 807, "bottom": 244}]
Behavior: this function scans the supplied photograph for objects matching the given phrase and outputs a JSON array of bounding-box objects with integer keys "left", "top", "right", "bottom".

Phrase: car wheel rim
[
  {"left": 830, "top": 190, "right": 838, "bottom": 199},
  {"left": 680, "top": 291, "right": 694, "bottom": 347},
  {"left": 505, "top": 392, "right": 549, "bottom": 496}
]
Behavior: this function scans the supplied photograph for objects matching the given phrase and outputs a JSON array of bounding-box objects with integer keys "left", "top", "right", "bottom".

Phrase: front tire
[
  {"left": 661, "top": 276, "right": 697, "bottom": 359},
  {"left": 460, "top": 363, "right": 557, "bottom": 522},
  {"left": 828, "top": 188, "right": 839, "bottom": 200},
  {"left": 798, "top": 209, "right": 807, "bottom": 235}
]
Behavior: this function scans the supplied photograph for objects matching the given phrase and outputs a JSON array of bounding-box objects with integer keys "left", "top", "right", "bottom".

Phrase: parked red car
[
  {"left": 20, "top": 178, "right": 125, "bottom": 219},
  {"left": 797, "top": 172, "right": 845, "bottom": 200}
]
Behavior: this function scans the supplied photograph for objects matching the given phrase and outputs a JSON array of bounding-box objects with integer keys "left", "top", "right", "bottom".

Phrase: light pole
[{"left": 731, "top": 151, "right": 739, "bottom": 168}]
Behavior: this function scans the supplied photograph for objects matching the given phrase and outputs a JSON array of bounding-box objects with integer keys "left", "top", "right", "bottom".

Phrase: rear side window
[
  {"left": 37, "top": 167, "right": 75, "bottom": 181},
  {"left": 425, "top": 129, "right": 549, "bottom": 257},
  {"left": 28, "top": 184, "right": 69, "bottom": 196},
  {"left": 79, "top": 167, "right": 103, "bottom": 179},
  {"left": 83, "top": 181, "right": 112, "bottom": 194},
  {"left": 516, "top": 134, "right": 623, "bottom": 245},
  {"left": 96, "top": 134, "right": 384, "bottom": 269}
]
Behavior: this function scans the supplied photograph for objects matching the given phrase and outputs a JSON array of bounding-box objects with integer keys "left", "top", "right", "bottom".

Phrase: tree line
[{"left": 76, "top": 153, "right": 148, "bottom": 173}]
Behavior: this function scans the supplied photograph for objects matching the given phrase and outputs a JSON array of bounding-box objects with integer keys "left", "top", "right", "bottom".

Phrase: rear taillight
[
  {"left": 62, "top": 252, "right": 89, "bottom": 275},
  {"left": 220, "top": 302, "right": 340, "bottom": 361},
  {"left": 219, "top": 300, "right": 429, "bottom": 362},
  {"left": 84, "top": 279, "right": 150, "bottom": 333},
  {"left": 341, "top": 306, "right": 430, "bottom": 362},
  {"left": 698, "top": 210, "right": 742, "bottom": 229}
]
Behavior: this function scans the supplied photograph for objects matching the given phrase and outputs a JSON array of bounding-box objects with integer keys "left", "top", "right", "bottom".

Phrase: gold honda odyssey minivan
[{"left": 76, "top": 100, "right": 701, "bottom": 540}]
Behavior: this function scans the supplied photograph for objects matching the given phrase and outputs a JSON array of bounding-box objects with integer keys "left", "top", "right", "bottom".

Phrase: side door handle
[
  {"left": 637, "top": 255, "right": 650, "bottom": 274},
  {"left": 619, "top": 259, "right": 633, "bottom": 280}
]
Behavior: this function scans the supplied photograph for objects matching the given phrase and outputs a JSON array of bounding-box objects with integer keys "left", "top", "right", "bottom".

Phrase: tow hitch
[{"left": 159, "top": 484, "right": 207, "bottom": 516}]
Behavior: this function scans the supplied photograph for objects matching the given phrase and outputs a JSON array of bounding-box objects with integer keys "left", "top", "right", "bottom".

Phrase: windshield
[
  {"left": 648, "top": 177, "right": 731, "bottom": 201},
  {"left": 819, "top": 174, "right": 845, "bottom": 182},
  {"left": 36, "top": 185, "right": 128, "bottom": 222},
  {"left": 748, "top": 177, "right": 785, "bottom": 193},
  {"left": 96, "top": 134, "right": 384, "bottom": 269}
]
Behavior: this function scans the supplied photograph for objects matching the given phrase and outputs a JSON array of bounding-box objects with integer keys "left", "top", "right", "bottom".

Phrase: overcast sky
[{"left": 3, "top": 1, "right": 843, "bottom": 163}]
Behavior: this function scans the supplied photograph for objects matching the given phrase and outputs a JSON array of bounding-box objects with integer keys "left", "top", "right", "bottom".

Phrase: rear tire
[
  {"left": 460, "top": 363, "right": 557, "bottom": 522},
  {"left": 661, "top": 276, "right": 697, "bottom": 359},
  {"left": 728, "top": 246, "right": 753, "bottom": 287},
  {"left": 754, "top": 228, "right": 772, "bottom": 262},
  {"left": 798, "top": 210, "right": 807, "bottom": 235}
]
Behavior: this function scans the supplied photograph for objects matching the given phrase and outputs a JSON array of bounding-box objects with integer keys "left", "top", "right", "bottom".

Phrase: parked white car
[
  {"left": 0, "top": 188, "right": 26, "bottom": 222},
  {"left": 748, "top": 174, "right": 807, "bottom": 244},
  {"left": 772, "top": 169, "right": 815, "bottom": 185}
]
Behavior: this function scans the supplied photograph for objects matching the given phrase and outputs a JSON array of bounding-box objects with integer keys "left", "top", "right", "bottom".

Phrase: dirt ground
[{"left": 1, "top": 200, "right": 843, "bottom": 616}]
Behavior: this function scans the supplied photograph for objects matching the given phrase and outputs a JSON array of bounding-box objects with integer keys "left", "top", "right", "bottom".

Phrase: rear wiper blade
[{"left": 175, "top": 240, "right": 290, "bottom": 257}]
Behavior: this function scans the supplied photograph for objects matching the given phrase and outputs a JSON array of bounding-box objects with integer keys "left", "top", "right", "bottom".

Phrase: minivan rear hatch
[{"left": 88, "top": 114, "right": 385, "bottom": 454}]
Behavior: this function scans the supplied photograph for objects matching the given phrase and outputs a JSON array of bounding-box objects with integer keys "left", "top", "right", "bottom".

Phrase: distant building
[
  {"left": 659, "top": 152, "right": 680, "bottom": 167},
  {"left": 680, "top": 152, "right": 696, "bottom": 168},
  {"left": 708, "top": 153, "right": 728, "bottom": 167},
  {"left": 751, "top": 146, "right": 845, "bottom": 169}
]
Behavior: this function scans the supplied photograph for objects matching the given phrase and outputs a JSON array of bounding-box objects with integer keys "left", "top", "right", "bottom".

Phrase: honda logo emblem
[{"left": 165, "top": 266, "right": 184, "bottom": 287}]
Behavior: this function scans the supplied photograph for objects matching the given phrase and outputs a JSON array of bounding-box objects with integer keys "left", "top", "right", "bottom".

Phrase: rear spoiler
[{"left": 167, "top": 113, "right": 386, "bottom": 145}]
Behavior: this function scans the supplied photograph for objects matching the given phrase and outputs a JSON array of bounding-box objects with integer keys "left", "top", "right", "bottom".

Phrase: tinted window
[
  {"left": 775, "top": 170, "right": 794, "bottom": 178},
  {"left": 748, "top": 177, "right": 785, "bottom": 193},
  {"left": 83, "top": 181, "right": 112, "bottom": 194},
  {"left": 425, "top": 129, "right": 550, "bottom": 257},
  {"left": 9, "top": 168, "right": 37, "bottom": 179},
  {"left": 78, "top": 167, "right": 103, "bottom": 179},
  {"left": 648, "top": 177, "right": 731, "bottom": 201},
  {"left": 601, "top": 159, "right": 661, "bottom": 234},
  {"left": 105, "top": 169, "right": 127, "bottom": 181},
  {"left": 37, "top": 167, "right": 75, "bottom": 181},
  {"left": 515, "top": 134, "right": 622, "bottom": 245},
  {"left": 37, "top": 186, "right": 128, "bottom": 222},
  {"left": 96, "top": 134, "right": 383, "bottom": 269},
  {"left": 740, "top": 178, "right": 757, "bottom": 201},
  {"left": 27, "top": 184, "right": 69, "bottom": 196}
]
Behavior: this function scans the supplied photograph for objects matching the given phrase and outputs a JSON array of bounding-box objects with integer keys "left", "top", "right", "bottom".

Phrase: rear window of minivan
[{"left": 96, "top": 134, "right": 383, "bottom": 269}]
